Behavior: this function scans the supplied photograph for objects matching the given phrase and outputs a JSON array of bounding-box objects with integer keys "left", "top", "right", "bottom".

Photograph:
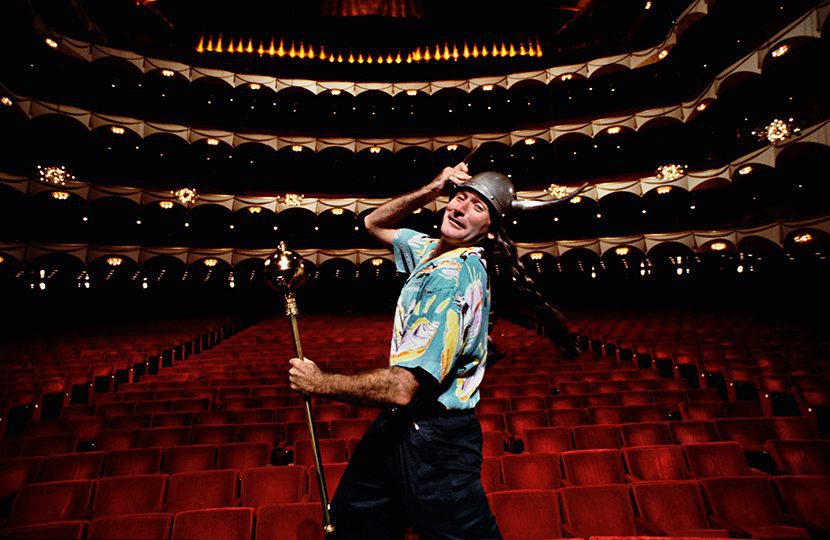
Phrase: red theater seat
[
  {"left": 772, "top": 475, "right": 830, "bottom": 537},
  {"left": 482, "top": 430, "right": 505, "bottom": 457},
  {"left": 631, "top": 480, "right": 729, "bottom": 537},
  {"left": 587, "top": 406, "right": 627, "bottom": 425},
  {"left": 92, "top": 474, "right": 168, "bottom": 518},
  {"left": 217, "top": 441, "right": 272, "bottom": 469},
  {"left": 233, "top": 408, "right": 274, "bottom": 424},
  {"left": 561, "top": 449, "right": 625, "bottom": 486},
  {"left": 669, "top": 420, "right": 719, "bottom": 445},
  {"left": 240, "top": 465, "right": 307, "bottom": 507},
  {"left": 103, "top": 447, "right": 163, "bottom": 476},
  {"left": 0, "top": 521, "right": 87, "bottom": 539},
  {"left": 171, "top": 507, "right": 253, "bottom": 540},
  {"left": 547, "top": 408, "right": 589, "bottom": 428},
  {"left": 191, "top": 410, "right": 235, "bottom": 426},
  {"left": 8, "top": 480, "right": 94, "bottom": 527},
  {"left": 94, "top": 428, "right": 144, "bottom": 451},
  {"left": 108, "top": 413, "right": 153, "bottom": 430},
  {"left": 293, "top": 438, "right": 347, "bottom": 467},
  {"left": 509, "top": 395, "right": 546, "bottom": 412},
  {"left": 500, "top": 453, "right": 562, "bottom": 490},
  {"left": 625, "top": 404, "right": 669, "bottom": 422},
  {"left": 559, "top": 484, "right": 638, "bottom": 537},
  {"left": 0, "top": 457, "right": 43, "bottom": 499},
  {"left": 151, "top": 412, "right": 193, "bottom": 428},
  {"left": 765, "top": 439, "right": 830, "bottom": 475},
  {"left": 308, "top": 462, "right": 349, "bottom": 502},
  {"left": 162, "top": 444, "right": 217, "bottom": 473},
  {"left": 679, "top": 401, "right": 724, "bottom": 421},
  {"left": 763, "top": 417, "right": 818, "bottom": 440},
  {"left": 87, "top": 513, "right": 172, "bottom": 540},
  {"left": 683, "top": 441, "right": 762, "bottom": 478},
  {"left": 477, "top": 397, "right": 511, "bottom": 414},
  {"left": 191, "top": 424, "right": 237, "bottom": 445},
  {"left": 41, "top": 451, "right": 105, "bottom": 481},
  {"left": 622, "top": 445, "right": 689, "bottom": 481},
  {"left": 571, "top": 424, "right": 622, "bottom": 449},
  {"left": 721, "top": 400, "right": 763, "bottom": 418},
  {"left": 476, "top": 413, "right": 506, "bottom": 433},
  {"left": 713, "top": 418, "right": 769, "bottom": 451},
  {"left": 619, "top": 422, "right": 672, "bottom": 447},
  {"left": 524, "top": 427, "right": 572, "bottom": 454},
  {"left": 503, "top": 410, "right": 548, "bottom": 446},
  {"left": 699, "top": 476, "right": 811, "bottom": 539},
  {"left": 256, "top": 503, "right": 325, "bottom": 540},
  {"left": 488, "top": 489, "right": 562, "bottom": 540},
  {"left": 142, "top": 426, "right": 191, "bottom": 448},
  {"left": 21, "top": 433, "right": 79, "bottom": 457},
  {"left": 166, "top": 469, "right": 240, "bottom": 512}
]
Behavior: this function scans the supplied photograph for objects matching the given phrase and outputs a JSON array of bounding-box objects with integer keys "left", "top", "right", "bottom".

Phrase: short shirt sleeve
[{"left": 393, "top": 228, "right": 434, "bottom": 274}]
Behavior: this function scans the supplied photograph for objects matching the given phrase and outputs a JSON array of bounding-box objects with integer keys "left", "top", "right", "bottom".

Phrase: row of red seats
[
  {"left": 480, "top": 411, "right": 818, "bottom": 451},
  {"left": 2, "top": 476, "right": 827, "bottom": 539}
]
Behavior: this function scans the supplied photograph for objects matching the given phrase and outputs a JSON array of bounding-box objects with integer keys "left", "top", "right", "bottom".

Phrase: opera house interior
[{"left": 0, "top": 0, "right": 829, "bottom": 538}]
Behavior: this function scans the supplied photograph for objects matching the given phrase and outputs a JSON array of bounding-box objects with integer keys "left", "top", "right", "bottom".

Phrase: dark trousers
[{"left": 329, "top": 408, "right": 502, "bottom": 540}]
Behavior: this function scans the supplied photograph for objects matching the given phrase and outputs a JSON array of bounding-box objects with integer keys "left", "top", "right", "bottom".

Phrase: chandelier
[
  {"left": 38, "top": 165, "right": 75, "bottom": 186},
  {"left": 656, "top": 164, "right": 686, "bottom": 182}
]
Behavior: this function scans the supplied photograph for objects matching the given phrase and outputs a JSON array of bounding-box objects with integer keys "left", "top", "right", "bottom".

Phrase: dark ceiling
[{"left": 24, "top": 0, "right": 695, "bottom": 80}]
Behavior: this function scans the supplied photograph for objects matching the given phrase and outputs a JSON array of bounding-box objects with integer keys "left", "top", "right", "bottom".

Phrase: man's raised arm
[{"left": 363, "top": 162, "right": 470, "bottom": 248}]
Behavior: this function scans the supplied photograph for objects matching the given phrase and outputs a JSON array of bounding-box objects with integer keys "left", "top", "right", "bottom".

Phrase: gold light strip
[{"left": 195, "top": 35, "right": 543, "bottom": 63}]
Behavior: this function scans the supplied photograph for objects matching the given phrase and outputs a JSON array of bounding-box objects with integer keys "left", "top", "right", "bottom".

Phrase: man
[
  {"left": 289, "top": 162, "right": 582, "bottom": 538},
  {"left": 289, "top": 160, "right": 502, "bottom": 539}
]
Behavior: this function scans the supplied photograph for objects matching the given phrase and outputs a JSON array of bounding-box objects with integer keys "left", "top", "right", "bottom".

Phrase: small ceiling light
[
  {"left": 204, "top": 258, "right": 219, "bottom": 267},
  {"left": 109, "top": 126, "right": 125, "bottom": 135},
  {"left": 560, "top": 73, "right": 573, "bottom": 81},
  {"left": 247, "top": 206, "right": 262, "bottom": 214},
  {"left": 331, "top": 208, "right": 344, "bottom": 215},
  {"left": 0, "top": 96, "right": 12, "bottom": 107},
  {"left": 0, "top": 255, "right": 4, "bottom": 264},
  {"left": 107, "top": 257, "right": 123, "bottom": 266},
  {"left": 52, "top": 191, "right": 70, "bottom": 200},
  {"left": 369, "top": 146, "right": 382, "bottom": 154},
  {"left": 656, "top": 163, "right": 686, "bottom": 181},
  {"left": 656, "top": 185, "right": 673, "bottom": 194},
  {"left": 249, "top": 83, "right": 261, "bottom": 90},
  {"left": 570, "top": 196, "right": 582, "bottom": 204},
  {"left": 406, "top": 90, "right": 418, "bottom": 96},
  {"left": 529, "top": 252, "right": 544, "bottom": 260},
  {"left": 45, "top": 38, "right": 58, "bottom": 49},
  {"left": 291, "top": 145, "right": 304, "bottom": 152},
  {"left": 794, "top": 233, "right": 813, "bottom": 244},
  {"left": 696, "top": 102, "right": 708, "bottom": 112},
  {"left": 446, "top": 144, "right": 458, "bottom": 151},
  {"left": 524, "top": 138, "right": 536, "bottom": 145},
  {"left": 757, "top": 118, "right": 799, "bottom": 143},
  {"left": 412, "top": 208, "right": 422, "bottom": 214},
  {"left": 738, "top": 165, "right": 753, "bottom": 175},
  {"left": 206, "top": 138, "right": 220, "bottom": 146},
  {"left": 607, "top": 126, "right": 622, "bottom": 135},
  {"left": 330, "top": 89, "right": 342, "bottom": 96},
  {"left": 615, "top": 247, "right": 630, "bottom": 256},
  {"left": 710, "top": 242, "right": 727, "bottom": 251},
  {"left": 771, "top": 44, "right": 789, "bottom": 58},
  {"left": 371, "top": 258, "right": 384, "bottom": 266},
  {"left": 161, "top": 69, "right": 175, "bottom": 77},
  {"left": 547, "top": 184, "right": 571, "bottom": 199},
  {"left": 658, "top": 49, "right": 669, "bottom": 59},
  {"left": 38, "top": 165, "right": 75, "bottom": 185},
  {"left": 482, "top": 84, "right": 494, "bottom": 91},
  {"left": 645, "top": 1, "right": 652, "bottom": 9},
  {"left": 280, "top": 193, "right": 303, "bottom": 207},
  {"left": 173, "top": 187, "right": 198, "bottom": 205},
  {"left": 159, "top": 201, "right": 174, "bottom": 209}
]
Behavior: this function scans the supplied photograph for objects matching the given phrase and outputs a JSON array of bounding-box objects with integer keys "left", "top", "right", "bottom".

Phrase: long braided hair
[{"left": 480, "top": 220, "right": 579, "bottom": 359}]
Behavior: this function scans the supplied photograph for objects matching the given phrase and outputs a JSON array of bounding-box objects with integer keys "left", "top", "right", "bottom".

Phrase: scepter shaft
[{"left": 284, "top": 292, "right": 335, "bottom": 535}]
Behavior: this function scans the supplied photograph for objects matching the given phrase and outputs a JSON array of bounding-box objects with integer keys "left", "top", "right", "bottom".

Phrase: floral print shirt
[{"left": 390, "top": 228, "right": 490, "bottom": 410}]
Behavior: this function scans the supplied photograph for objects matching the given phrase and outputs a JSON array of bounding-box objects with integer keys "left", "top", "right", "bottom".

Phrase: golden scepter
[{"left": 264, "top": 242, "right": 335, "bottom": 535}]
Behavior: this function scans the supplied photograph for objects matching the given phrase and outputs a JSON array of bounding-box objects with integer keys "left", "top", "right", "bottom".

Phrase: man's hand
[
  {"left": 427, "top": 162, "right": 471, "bottom": 196},
  {"left": 289, "top": 357, "right": 326, "bottom": 395}
]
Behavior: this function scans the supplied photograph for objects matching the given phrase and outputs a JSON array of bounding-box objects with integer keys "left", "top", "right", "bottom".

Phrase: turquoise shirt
[{"left": 390, "top": 228, "right": 490, "bottom": 410}]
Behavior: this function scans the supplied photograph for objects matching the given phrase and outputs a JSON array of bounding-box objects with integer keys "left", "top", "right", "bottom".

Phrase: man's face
[{"left": 440, "top": 189, "right": 492, "bottom": 246}]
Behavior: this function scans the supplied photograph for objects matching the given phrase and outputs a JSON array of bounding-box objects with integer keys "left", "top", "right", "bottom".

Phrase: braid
[{"left": 482, "top": 222, "right": 579, "bottom": 357}]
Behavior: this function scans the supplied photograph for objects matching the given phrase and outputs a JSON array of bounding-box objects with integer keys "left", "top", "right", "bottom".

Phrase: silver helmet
[{"left": 457, "top": 171, "right": 588, "bottom": 220}]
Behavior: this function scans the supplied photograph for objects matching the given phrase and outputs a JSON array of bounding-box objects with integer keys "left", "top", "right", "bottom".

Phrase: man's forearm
[
  {"left": 364, "top": 183, "right": 439, "bottom": 230},
  {"left": 316, "top": 367, "right": 418, "bottom": 407}
]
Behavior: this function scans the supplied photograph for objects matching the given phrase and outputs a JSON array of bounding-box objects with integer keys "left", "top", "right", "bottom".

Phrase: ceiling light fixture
[
  {"left": 0, "top": 96, "right": 12, "bottom": 107},
  {"left": 771, "top": 44, "right": 789, "bottom": 58},
  {"left": 45, "top": 38, "right": 58, "bottom": 49},
  {"left": 38, "top": 165, "right": 75, "bottom": 186},
  {"left": 107, "top": 257, "right": 123, "bottom": 266},
  {"left": 51, "top": 191, "right": 70, "bottom": 200},
  {"left": 710, "top": 242, "right": 727, "bottom": 251},
  {"left": 529, "top": 252, "right": 544, "bottom": 260},
  {"left": 793, "top": 233, "right": 813, "bottom": 244},
  {"left": 615, "top": 247, "right": 631, "bottom": 256},
  {"left": 173, "top": 187, "right": 198, "bottom": 206},
  {"left": 204, "top": 258, "right": 219, "bottom": 267},
  {"left": 738, "top": 165, "right": 753, "bottom": 175},
  {"left": 656, "top": 164, "right": 686, "bottom": 181}
]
